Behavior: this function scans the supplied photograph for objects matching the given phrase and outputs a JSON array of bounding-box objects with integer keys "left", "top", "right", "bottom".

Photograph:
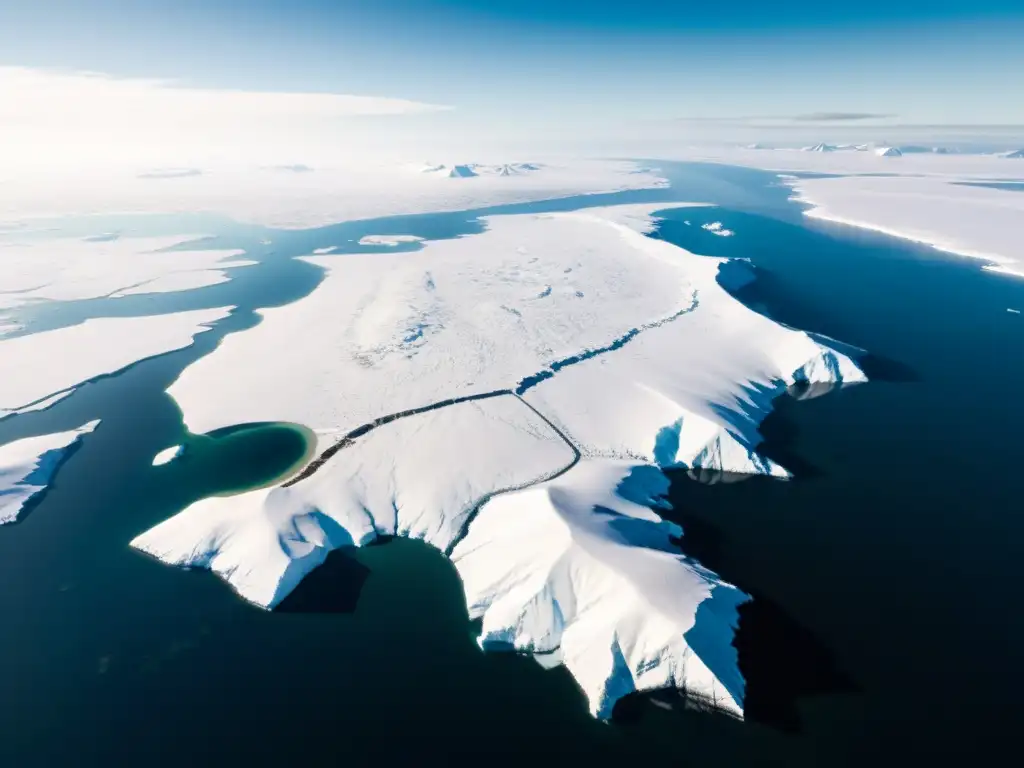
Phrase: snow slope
[
  {"left": 0, "top": 421, "right": 98, "bottom": 523},
  {"left": 0, "top": 234, "right": 252, "bottom": 310},
  {"left": 0, "top": 307, "right": 231, "bottom": 416},
  {"left": 133, "top": 396, "right": 576, "bottom": 609},
  {"left": 453, "top": 459, "right": 746, "bottom": 718}
]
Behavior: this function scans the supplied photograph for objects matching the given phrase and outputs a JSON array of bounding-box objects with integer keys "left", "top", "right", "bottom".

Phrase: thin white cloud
[{"left": 0, "top": 67, "right": 451, "bottom": 168}]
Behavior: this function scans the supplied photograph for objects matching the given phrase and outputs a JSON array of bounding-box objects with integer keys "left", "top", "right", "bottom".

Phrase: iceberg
[
  {"left": 0, "top": 307, "right": 232, "bottom": 417},
  {"left": 999, "top": 149, "right": 1024, "bottom": 159},
  {"left": 1, "top": 421, "right": 98, "bottom": 524},
  {"left": 357, "top": 235, "right": 425, "bottom": 247},
  {"left": 874, "top": 146, "right": 903, "bottom": 157}
]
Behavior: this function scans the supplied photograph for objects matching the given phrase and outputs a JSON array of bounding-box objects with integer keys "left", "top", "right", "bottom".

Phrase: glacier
[
  {"left": 0, "top": 421, "right": 98, "bottom": 524},
  {"left": 133, "top": 203, "right": 867, "bottom": 720}
]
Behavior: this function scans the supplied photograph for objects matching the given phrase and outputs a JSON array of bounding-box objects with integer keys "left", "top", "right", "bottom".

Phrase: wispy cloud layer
[
  {"left": 0, "top": 67, "right": 451, "bottom": 167},
  {"left": 791, "top": 112, "right": 895, "bottom": 122}
]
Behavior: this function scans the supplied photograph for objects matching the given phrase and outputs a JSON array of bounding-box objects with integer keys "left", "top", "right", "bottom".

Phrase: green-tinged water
[{"left": 174, "top": 422, "right": 316, "bottom": 495}]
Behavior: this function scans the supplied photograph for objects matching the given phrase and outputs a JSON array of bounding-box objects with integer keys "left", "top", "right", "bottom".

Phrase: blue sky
[{"left": 3, "top": 0, "right": 1023, "bottom": 134}]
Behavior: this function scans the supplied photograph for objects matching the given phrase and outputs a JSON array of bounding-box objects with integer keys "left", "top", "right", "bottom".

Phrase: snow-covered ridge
[
  {"left": 418, "top": 162, "right": 544, "bottom": 178},
  {"left": 453, "top": 460, "right": 746, "bottom": 718},
  {"left": 1, "top": 421, "right": 98, "bottom": 524},
  {"left": 134, "top": 203, "right": 867, "bottom": 719}
]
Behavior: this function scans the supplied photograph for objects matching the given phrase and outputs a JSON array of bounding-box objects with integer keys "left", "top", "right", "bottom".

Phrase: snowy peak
[
  {"left": 419, "top": 161, "right": 544, "bottom": 178},
  {"left": 453, "top": 460, "right": 747, "bottom": 719}
]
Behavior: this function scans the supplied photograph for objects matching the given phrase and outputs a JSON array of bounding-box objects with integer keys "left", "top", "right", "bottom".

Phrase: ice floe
[
  {"left": 357, "top": 235, "right": 425, "bottom": 247},
  {"left": 0, "top": 307, "right": 231, "bottom": 417},
  {"left": 701, "top": 222, "right": 734, "bottom": 237},
  {"left": 0, "top": 421, "right": 98, "bottom": 523},
  {"left": 0, "top": 234, "right": 252, "bottom": 310},
  {"left": 785, "top": 174, "right": 1024, "bottom": 277},
  {"left": 152, "top": 445, "right": 184, "bottom": 466}
]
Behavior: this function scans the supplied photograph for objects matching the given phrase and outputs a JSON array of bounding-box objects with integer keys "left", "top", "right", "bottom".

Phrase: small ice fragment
[
  {"left": 701, "top": 222, "right": 735, "bottom": 237},
  {"left": 152, "top": 445, "right": 184, "bottom": 466}
]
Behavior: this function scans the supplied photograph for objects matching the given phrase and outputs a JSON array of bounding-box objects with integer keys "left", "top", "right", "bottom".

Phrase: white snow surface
[
  {"left": 0, "top": 234, "right": 251, "bottom": 310},
  {"left": 2, "top": 160, "right": 667, "bottom": 230},
  {"left": 135, "top": 204, "right": 868, "bottom": 719},
  {"left": 656, "top": 148, "right": 1024, "bottom": 276},
  {"left": 0, "top": 421, "right": 98, "bottom": 523},
  {"left": 786, "top": 174, "right": 1024, "bottom": 277},
  {"left": 0, "top": 307, "right": 231, "bottom": 416},
  {"left": 452, "top": 459, "right": 745, "bottom": 718},
  {"left": 358, "top": 235, "right": 425, "bottom": 247},
  {"left": 132, "top": 396, "right": 576, "bottom": 609},
  {"left": 166, "top": 206, "right": 862, "bottom": 458}
]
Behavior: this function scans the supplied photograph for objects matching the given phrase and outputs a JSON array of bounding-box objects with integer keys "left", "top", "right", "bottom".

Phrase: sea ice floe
[
  {"left": 0, "top": 421, "right": 99, "bottom": 524},
  {"left": 0, "top": 307, "right": 232, "bottom": 417},
  {"left": 152, "top": 445, "right": 184, "bottom": 466},
  {"left": 0, "top": 234, "right": 252, "bottom": 310},
  {"left": 701, "top": 222, "right": 734, "bottom": 237},
  {"left": 358, "top": 235, "right": 425, "bottom": 247}
]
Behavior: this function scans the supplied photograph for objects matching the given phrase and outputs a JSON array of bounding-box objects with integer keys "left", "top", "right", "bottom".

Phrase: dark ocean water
[{"left": 0, "top": 162, "right": 1021, "bottom": 766}]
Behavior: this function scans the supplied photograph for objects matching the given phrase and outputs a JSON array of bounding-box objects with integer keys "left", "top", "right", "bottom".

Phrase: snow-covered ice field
[{"left": 132, "top": 202, "right": 866, "bottom": 719}]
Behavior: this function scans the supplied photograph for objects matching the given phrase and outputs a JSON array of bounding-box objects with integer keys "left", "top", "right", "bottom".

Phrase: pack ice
[
  {"left": 0, "top": 421, "right": 98, "bottom": 524},
  {"left": 133, "top": 203, "right": 866, "bottom": 719}
]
